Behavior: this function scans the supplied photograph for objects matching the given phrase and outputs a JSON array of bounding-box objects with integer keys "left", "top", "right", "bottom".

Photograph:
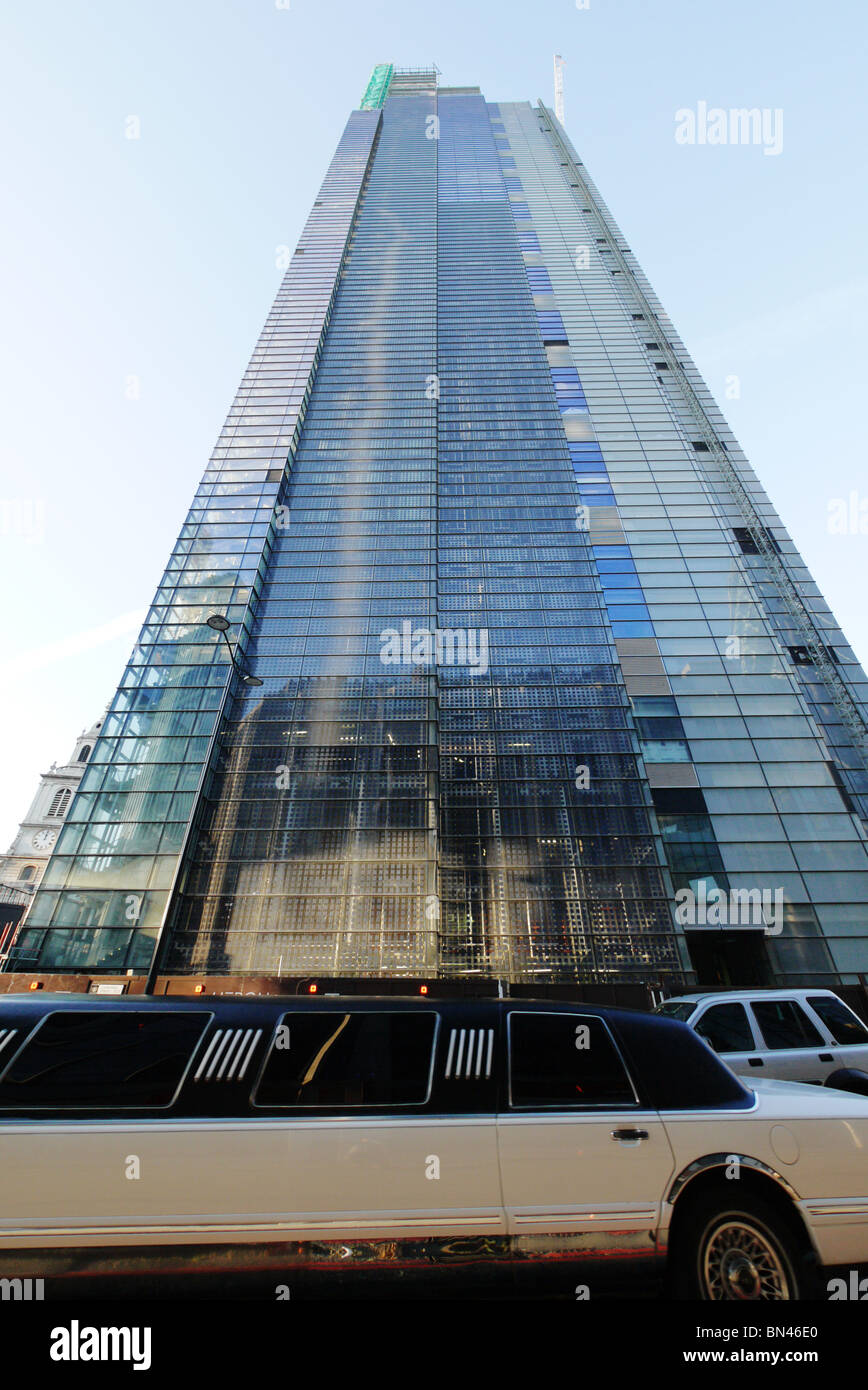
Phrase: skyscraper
[{"left": 10, "top": 65, "right": 868, "bottom": 996}]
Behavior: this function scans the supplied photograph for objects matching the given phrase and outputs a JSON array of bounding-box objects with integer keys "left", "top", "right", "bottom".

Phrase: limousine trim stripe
[
  {"left": 802, "top": 1200, "right": 868, "bottom": 1218},
  {"left": 0, "top": 1214, "right": 507, "bottom": 1243},
  {"left": 511, "top": 1207, "right": 659, "bottom": 1226},
  {"left": 231, "top": 1030, "right": 263, "bottom": 1081},
  {"left": 196, "top": 1029, "right": 234, "bottom": 1081},
  {"left": 0, "top": 1115, "right": 503, "bottom": 1132},
  {"left": 443, "top": 1028, "right": 495, "bottom": 1081},
  {"left": 649, "top": 1093, "right": 761, "bottom": 1118},
  {"left": 194, "top": 1028, "right": 264, "bottom": 1083}
]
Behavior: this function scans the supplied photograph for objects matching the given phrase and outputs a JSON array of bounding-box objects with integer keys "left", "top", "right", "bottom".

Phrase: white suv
[{"left": 655, "top": 988, "right": 868, "bottom": 1085}]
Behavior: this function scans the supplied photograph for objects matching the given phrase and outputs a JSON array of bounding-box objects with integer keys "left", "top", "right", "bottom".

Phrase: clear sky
[{"left": 1, "top": 0, "right": 866, "bottom": 847}]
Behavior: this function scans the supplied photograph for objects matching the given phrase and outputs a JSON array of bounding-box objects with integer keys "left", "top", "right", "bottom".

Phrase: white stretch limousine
[{"left": 0, "top": 993, "right": 867, "bottom": 1300}]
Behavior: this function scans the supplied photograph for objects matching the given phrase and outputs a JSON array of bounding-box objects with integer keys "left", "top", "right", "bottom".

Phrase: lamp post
[
  {"left": 142, "top": 616, "right": 262, "bottom": 994},
  {"left": 205, "top": 614, "right": 263, "bottom": 687}
]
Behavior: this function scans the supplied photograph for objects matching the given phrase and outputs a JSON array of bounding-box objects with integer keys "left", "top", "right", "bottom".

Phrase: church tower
[{"left": 0, "top": 714, "right": 106, "bottom": 917}]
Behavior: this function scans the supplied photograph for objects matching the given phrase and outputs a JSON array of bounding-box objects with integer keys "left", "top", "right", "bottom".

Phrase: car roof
[
  {"left": 0, "top": 992, "right": 648, "bottom": 1021},
  {"left": 662, "top": 988, "right": 840, "bottom": 1006}
]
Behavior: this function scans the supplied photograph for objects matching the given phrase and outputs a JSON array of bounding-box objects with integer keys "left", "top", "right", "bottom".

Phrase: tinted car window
[
  {"left": 0, "top": 1010, "right": 209, "bottom": 1108},
  {"left": 751, "top": 1000, "right": 823, "bottom": 1050},
  {"left": 508, "top": 1013, "right": 635, "bottom": 1108},
  {"left": 808, "top": 995, "right": 868, "bottom": 1045},
  {"left": 654, "top": 1001, "right": 695, "bottom": 1022},
  {"left": 254, "top": 1011, "right": 436, "bottom": 1108},
  {"left": 695, "top": 1003, "right": 754, "bottom": 1053}
]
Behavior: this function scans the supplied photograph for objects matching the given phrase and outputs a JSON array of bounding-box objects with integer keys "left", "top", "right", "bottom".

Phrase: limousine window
[
  {"left": 254, "top": 1011, "right": 437, "bottom": 1108},
  {"left": 508, "top": 1013, "right": 635, "bottom": 1108},
  {"left": 0, "top": 1010, "right": 210, "bottom": 1108}
]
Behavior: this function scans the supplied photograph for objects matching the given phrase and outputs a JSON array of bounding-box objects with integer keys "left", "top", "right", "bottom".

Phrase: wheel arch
[{"left": 663, "top": 1152, "right": 819, "bottom": 1264}]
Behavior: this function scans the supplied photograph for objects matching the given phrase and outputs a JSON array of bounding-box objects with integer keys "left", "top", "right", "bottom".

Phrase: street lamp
[{"left": 206, "top": 613, "right": 263, "bottom": 686}]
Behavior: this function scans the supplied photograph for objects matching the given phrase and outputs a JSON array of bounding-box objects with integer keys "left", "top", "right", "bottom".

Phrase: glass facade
[{"left": 12, "top": 69, "right": 868, "bottom": 990}]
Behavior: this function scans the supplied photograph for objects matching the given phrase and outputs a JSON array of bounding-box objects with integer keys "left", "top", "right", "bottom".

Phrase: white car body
[
  {"left": 658, "top": 1075, "right": 868, "bottom": 1271},
  {"left": 656, "top": 988, "right": 868, "bottom": 1085}
]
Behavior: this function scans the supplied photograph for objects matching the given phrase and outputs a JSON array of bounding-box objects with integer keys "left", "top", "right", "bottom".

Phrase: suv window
[
  {"left": 654, "top": 1001, "right": 694, "bottom": 1022},
  {"left": 808, "top": 995, "right": 868, "bottom": 1045},
  {"left": 254, "top": 1011, "right": 437, "bottom": 1108},
  {"left": 695, "top": 1003, "right": 754, "bottom": 1053},
  {"left": 751, "top": 1000, "right": 823, "bottom": 1050},
  {"left": 0, "top": 1010, "right": 210, "bottom": 1108},
  {"left": 508, "top": 1012, "right": 635, "bottom": 1108}
]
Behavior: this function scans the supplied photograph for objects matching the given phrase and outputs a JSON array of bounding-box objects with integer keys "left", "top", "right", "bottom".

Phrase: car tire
[
  {"left": 674, "top": 1189, "right": 811, "bottom": 1300},
  {"left": 825, "top": 1067, "right": 868, "bottom": 1097}
]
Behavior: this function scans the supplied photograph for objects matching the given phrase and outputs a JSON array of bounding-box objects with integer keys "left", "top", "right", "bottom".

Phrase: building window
[
  {"left": 18, "top": 866, "right": 36, "bottom": 881},
  {"left": 827, "top": 760, "right": 855, "bottom": 813},
  {"left": 48, "top": 788, "right": 72, "bottom": 817},
  {"left": 78, "top": 745, "right": 91, "bottom": 762}
]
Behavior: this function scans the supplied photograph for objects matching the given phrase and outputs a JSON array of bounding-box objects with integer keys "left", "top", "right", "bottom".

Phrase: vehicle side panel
[{"left": 0, "top": 1116, "right": 505, "bottom": 1247}]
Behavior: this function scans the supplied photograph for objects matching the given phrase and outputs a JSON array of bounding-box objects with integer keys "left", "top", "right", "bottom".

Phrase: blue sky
[{"left": 1, "top": 0, "right": 866, "bottom": 845}]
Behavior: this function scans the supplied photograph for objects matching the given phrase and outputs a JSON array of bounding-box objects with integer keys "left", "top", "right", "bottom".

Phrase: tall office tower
[{"left": 11, "top": 66, "right": 868, "bottom": 994}]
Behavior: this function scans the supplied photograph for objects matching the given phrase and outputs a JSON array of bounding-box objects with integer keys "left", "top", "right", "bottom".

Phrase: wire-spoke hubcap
[{"left": 702, "top": 1219, "right": 792, "bottom": 1300}]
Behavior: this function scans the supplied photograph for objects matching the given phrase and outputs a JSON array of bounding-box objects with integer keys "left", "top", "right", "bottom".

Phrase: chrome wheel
[{"left": 700, "top": 1216, "right": 794, "bottom": 1300}]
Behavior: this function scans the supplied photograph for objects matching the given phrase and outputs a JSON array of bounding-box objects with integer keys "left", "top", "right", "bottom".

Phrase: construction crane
[{"left": 553, "top": 54, "right": 565, "bottom": 125}]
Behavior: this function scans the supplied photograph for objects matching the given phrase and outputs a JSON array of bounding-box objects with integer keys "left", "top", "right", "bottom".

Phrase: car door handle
[
  {"left": 819, "top": 1053, "right": 833, "bottom": 1062},
  {"left": 748, "top": 1057, "right": 764, "bottom": 1067},
  {"left": 611, "top": 1128, "right": 649, "bottom": 1142}
]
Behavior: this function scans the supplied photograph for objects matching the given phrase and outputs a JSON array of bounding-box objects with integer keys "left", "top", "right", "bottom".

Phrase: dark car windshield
[{"left": 654, "top": 1001, "right": 695, "bottom": 1022}]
